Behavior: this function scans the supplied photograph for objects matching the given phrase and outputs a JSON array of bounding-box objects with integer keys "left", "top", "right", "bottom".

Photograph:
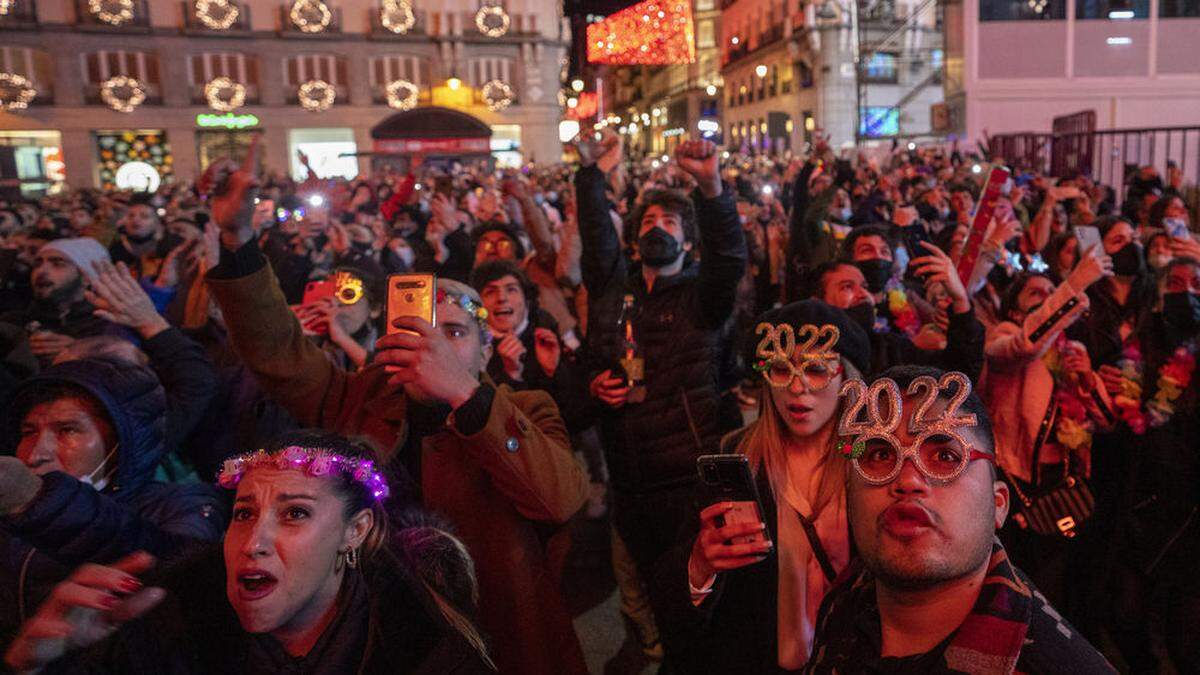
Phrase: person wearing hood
[
  {"left": 0, "top": 357, "right": 227, "bottom": 649},
  {"left": 1108, "top": 256, "right": 1200, "bottom": 673}
]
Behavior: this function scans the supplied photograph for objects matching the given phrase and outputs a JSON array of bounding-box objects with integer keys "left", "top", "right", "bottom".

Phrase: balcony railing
[{"left": 74, "top": 0, "right": 152, "bottom": 30}]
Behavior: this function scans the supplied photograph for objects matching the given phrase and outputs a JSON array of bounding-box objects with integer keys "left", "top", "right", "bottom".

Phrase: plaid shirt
[{"left": 804, "top": 538, "right": 1115, "bottom": 674}]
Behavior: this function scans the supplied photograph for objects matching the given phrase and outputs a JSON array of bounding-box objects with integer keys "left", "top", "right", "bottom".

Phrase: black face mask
[
  {"left": 845, "top": 302, "right": 877, "bottom": 333},
  {"left": 1163, "top": 292, "right": 1200, "bottom": 334},
  {"left": 855, "top": 259, "right": 893, "bottom": 294},
  {"left": 125, "top": 231, "right": 156, "bottom": 245},
  {"left": 1110, "top": 242, "right": 1145, "bottom": 277},
  {"left": 638, "top": 227, "right": 683, "bottom": 267}
]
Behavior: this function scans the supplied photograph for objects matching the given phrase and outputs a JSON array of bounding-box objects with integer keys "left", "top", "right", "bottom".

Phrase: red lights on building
[{"left": 586, "top": 0, "right": 696, "bottom": 66}]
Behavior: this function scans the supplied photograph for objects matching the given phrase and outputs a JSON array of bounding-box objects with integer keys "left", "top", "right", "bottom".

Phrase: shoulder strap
[{"left": 795, "top": 511, "right": 838, "bottom": 584}]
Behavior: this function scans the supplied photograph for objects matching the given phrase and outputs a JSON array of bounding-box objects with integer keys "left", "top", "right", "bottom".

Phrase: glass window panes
[
  {"left": 980, "top": 0, "right": 1066, "bottom": 20},
  {"left": 1159, "top": 0, "right": 1200, "bottom": 15},
  {"left": 1076, "top": 0, "right": 1149, "bottom": 18}
]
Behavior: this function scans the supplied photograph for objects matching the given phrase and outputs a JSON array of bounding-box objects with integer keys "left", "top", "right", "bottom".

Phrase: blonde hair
[{"left": 737, "top": 358, "right": 860, "bottom": 516}]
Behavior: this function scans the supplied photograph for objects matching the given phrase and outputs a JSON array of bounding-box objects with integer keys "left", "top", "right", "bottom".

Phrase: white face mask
[{"left": 79, "top": 445, "right": 118, "bottom": 492}]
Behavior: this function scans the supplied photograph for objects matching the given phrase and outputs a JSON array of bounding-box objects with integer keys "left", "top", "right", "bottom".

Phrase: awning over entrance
[{"left": 370, "top": 106, "right": 492, "bottom": 156}]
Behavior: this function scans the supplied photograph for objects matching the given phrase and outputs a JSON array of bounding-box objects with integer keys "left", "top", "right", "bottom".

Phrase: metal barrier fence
[{"left": 990, "top": 126, "right": 1200, "bottom": 203}]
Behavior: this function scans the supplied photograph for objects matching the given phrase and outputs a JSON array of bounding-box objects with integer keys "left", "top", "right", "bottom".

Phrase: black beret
[{"left": 745, "top": 299, "right": 871, "bottom": 377}]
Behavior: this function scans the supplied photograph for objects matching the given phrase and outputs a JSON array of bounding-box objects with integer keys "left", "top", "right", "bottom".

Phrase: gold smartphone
[{"left": 386, "top": 273, "right": 436, "bottom": 335}]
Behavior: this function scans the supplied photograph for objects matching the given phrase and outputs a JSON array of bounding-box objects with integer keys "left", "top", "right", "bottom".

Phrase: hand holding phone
[
  {"left": 386, "top": 273, "right": 436, "bottom": 336},
  {"left": 688, "top": 455, "right": 773, "bottom": 586}
]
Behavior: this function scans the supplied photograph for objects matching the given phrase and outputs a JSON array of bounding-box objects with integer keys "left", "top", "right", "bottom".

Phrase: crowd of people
[{"left": 0, "top": 126, "right": 1196, "bottom": 674}]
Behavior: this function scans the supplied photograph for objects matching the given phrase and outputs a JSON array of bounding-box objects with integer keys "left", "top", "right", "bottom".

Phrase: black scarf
[{"left": 245, "top": 570, "right": 370, "bottom": 675}]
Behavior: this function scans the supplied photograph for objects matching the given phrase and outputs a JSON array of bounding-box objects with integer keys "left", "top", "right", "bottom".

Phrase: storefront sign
[
  {"left": 196, "top": 113, "right": 260, "bottom": 129},
  {"left": 373, "top": 137, "right": 491, "bottom": 154},
  {"left": 114, "top": 161, "right": 161, "bottom": 192}
]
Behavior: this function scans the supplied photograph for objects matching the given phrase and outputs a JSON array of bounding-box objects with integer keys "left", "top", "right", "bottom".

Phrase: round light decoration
[
  {"left": 195, "top": 0, "right": 239, "bottom": 29},
  {"left": 0, "top": 0, "right": 13, "bottom": 16},
  {"left": 100, "top": 75, "right": 146, "bottom": 113},
  {"left": 297, "top": 79, "right": 336, "bottom": 111},
  {"left": 88, "top": 0, "right": 135, "bottom": 25},
  {"left": 114, "top": 161, "right": 161, "bottom": 192},
  {"left": 205, "top": 76, "right": 246, "bottom": 112},
  {"left": 474, "top": 4, "right": 510, "bottom": 37},
  {"left": 481, "top": 79, "right": 514, "bottom": 112},
  {"left": 380, "top": 0, "right": 415, "bottom": 34},
  {"left": 290, "top": 0, "right": 331, "bottom": 32},
  {"left": 0, "top": 73, "right": 37, "bottom": 112},
  {"left": 385, "top": 79, "right": 418, "bottom": 110}
]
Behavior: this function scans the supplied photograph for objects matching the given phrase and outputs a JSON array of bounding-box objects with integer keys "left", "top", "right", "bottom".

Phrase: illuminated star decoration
[
  {"left": 290, "top": 0, "right": 331, "bottom": 32},
  {"left": 298, "top": 79, "right": 336, "bottom": 111},
  {"left": 205, "top": 76, "right": 246, "bottom": 112},
  {"left": 481, "top": 79, "right": 514, "bottom": 111},
  {"left": 100, "top": 75, "right": 146, "bottom": 113},
  {"left": 0, "top": 73, "right": 37, "bottom": 111},
  {"left": 195, "top": 0, "right": 239, "bottom": 29},
  {"left": 586, "top": 0, "right": 696, "bottom": 66},
  {"left": 380, "top": 0, "right": 415, "bottom": 33},
  {"left": 474, "top": 4, "right": 510, "bottom": 37},
  {"left": 89, "top": 0, "right": 134, "bottom": 25},
  {"left": 385, "top": 79, "right": 419, "bottom": 110}
]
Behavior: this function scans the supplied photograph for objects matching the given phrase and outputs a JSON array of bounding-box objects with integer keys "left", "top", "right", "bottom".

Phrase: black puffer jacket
[
  {"left": 0, "top": 358, "right": 226, "bottom": 648},
  {"left": 576, "top": 165, "right": 747, "bottom": 493}
]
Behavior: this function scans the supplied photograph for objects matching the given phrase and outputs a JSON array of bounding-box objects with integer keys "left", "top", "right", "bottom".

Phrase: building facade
[
  {"left": 719, "top": 0, "right": 943, "bottom": 152},
  {"left": 0, "top": 0, "right": 569, "bottom": 191},
  {"left": 944, "top": 0, "right": 1200, "bottom": 141}
]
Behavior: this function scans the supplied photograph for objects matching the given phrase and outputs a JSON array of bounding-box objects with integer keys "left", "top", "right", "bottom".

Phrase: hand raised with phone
[{"left": 688, "top": 502, "right": 773, "bottom": 588}]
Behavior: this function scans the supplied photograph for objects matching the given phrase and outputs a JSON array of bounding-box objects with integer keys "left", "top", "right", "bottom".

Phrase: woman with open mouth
[
  {"left": 3, "top": 430, "right": 496, "bottom": 674},
  {"left": 657, "top": 300, "right": 872, "bottom": 674}
]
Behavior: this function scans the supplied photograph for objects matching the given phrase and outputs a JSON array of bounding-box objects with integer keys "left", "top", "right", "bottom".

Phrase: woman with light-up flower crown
[
  {"left": 4, "top": 430, "right": 495, "bottom": 674},
  {"left": 658, "top": 299, "right": 871, "bottom": 674}
]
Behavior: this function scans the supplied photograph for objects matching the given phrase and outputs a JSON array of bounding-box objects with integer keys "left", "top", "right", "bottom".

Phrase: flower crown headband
[
  {"left": 218, "top": 446, "right": 391, "bottom": 500},
  {"left": 437, "top": 288, "right": 491, "bottom": 343}
]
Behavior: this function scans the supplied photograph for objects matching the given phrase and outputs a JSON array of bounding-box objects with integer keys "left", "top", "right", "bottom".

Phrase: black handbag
[{"left": 1004, "top": 391, "right": 1095, "bottom": 539}]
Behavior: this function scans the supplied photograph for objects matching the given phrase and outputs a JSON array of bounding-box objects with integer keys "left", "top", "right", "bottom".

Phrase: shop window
[
  {"left": 979, "top": 0, "right": 1066, "bottom": 20},
  {"left": 697, "top": 20, "right": 715, "bottom": 48},
  {"left": 94, "top": 130, "right": 173, "bottom": 191}
]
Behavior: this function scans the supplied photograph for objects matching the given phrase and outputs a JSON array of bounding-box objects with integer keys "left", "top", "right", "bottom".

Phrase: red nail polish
[
  {"left": 120, "top": 577, "right": 142, "bottom": 592},
  {"left": 102, "top": 594, "right": 119, "bottom": 609}
]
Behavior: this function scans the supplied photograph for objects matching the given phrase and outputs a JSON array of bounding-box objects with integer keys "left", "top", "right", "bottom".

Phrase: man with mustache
[{"left": 804, "top": 365, "right": 1113, "bottom": 674}]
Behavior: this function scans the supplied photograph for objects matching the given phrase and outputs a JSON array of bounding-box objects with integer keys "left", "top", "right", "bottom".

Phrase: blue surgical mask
[{"left": 79, "top": 445, "right": 118, "bottom": 492}]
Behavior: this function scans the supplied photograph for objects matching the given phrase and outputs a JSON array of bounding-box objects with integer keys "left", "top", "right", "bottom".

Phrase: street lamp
[
  {"left": 447, "top": 77, "right": 462, "bottom": 90},
  {"left": 571, "top": 79, "right": 585, "bottom": 92},
  {"left": 705, "top": 84, "right": 717, "bottom": 96},
  {"left": 755, "top": 64, "right": 768, "bottom": 78}
]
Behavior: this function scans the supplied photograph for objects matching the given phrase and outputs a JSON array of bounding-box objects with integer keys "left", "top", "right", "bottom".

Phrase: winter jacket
[
  {"left": 32, "top": 543, "right": 494, "bottom": 674},
  {"left": 141, "top": 327, "right": 219, "bottom": 460},
  {"left": 205, "top": 248, "right": 589, "bottom": 675},
  {"left": 576, "top": 164, "right": 747, "bottom": 494},
  {"left": 0, "top": 358, "right": 227, "bottom": 648}
]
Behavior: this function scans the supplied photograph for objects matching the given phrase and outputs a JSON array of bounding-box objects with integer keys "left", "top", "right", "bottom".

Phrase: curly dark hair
[{"left": 631, "top": 188, "right": 697, "bottom": 244}]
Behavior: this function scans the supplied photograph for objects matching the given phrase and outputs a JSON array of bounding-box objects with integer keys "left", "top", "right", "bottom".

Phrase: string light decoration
[
  {"left": 481, "top": 79, "right": 514, "bottom": 111},
  {"left": 297, "top": 79, "right": 336, "bottom": 111},
  {"left": 586, "top": 0, "right": 695, "bottom": 65},
  {"left": 0, "top": 73, "right": 37, "bottom": 111},
  {"left": 100, "top": 75, "right": 146, "bottom": 113},
  {"left": 380, "top": 0, "right": 415, "bottom": 33},
  {"left": 0, "top": 0, "right": 14, "bottom": 17},
  {"left": 474, "top": 4, "right": 510, "bottom": 37},
  {"left": 289, "top": 0, "right": 331, "bottom": 32},
  {"left": 195, "top": 0, "right": 239, "bottom": 29},
  {"left": 88, "top": 0, "right": 135, "bottom": 25},
  {"left": 205, "top": 77, "right": 246, "bottom": 111},
  {"left": 385, "top": 79, "right": 419, "bottom": 110}
]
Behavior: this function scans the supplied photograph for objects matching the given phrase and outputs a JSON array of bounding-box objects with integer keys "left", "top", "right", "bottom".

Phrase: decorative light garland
[
  {"left": 289, "top": 0, "right": 331, "bottom": 32},
  {"left": 385, "top": 78, "right": 418, "bottom": 110},
  {"left": 297, "top": 79, "right": 336, "bottom": 111},
  {"left": 379, "top": 0, "right": 414, "bottom": 34},
  {"left": 195, "top": 0, "right": 239, "bottom": 29},
  {"left": 205, "top": 76, "right": 246, "bottom": 112},
  {"left": 0, "top": 73, "right": 37, "bottom": 111},
  {"left": 100, "top": 75, "right": 146, "bottom": 113},
  {"left": 474, "top": 4, "right": 510, "bottom": 37},
  {"left": 0, "top": 0, "right": 13, "bottom": 17},
  {"left": 481, "top": 79, "right": 514, "bottom": 111},
  {"left": 88, "top": 0, "right": 135, "bottom": 25}
]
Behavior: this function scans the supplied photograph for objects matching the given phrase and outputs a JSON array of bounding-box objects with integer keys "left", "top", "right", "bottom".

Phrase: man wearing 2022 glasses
[{"left": 804, "top": 365, "right": 1113, "bottom": 674}]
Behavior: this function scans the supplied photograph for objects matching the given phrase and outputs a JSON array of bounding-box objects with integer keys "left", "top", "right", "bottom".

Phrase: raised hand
[
  {"left": 3, "top": 552, "right": 165, "bottom": 673},
  {"left": 375, "top": 317, "right": 480, "bottom": 409},
  {"left": 913, "top": 241, "right": 970, "bottom": 314},
  {"left": 1068, "top": 244, "right": 1113, "bottom": 290},
  {"left": 203, "top": 135, "right": 260, "bottom": 250},
  {"left": 674, "top": 138, "right": 722, "bottom": 198},
  {"left": 687, "top": 502, "right": 773, "bottom": 588},
  {"left": 533, "top": 327, "right": 561, "bottom": 378},
  {"left": 496, "top": 333, "right": 527, "bottom": 381}
]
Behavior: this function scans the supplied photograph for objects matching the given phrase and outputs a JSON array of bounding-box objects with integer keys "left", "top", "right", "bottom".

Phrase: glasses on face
[
  {"left": 760, "top": 356, "right": 843, "bottom": 391},
  {"left": 477, "top": 239, "right": 514, "bottom": 255},
  {"left": 851, "top": 430, "right": 994, "bottom": 486}
]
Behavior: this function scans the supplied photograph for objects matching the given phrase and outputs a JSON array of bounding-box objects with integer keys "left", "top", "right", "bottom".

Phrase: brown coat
[{"left": 207, "top": 264, "right": 589, "bottom": 675}]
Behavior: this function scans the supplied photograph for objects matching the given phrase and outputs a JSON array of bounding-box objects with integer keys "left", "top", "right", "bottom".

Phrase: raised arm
[{"left": 574, "top": 130, "right": 626, "bottom": 297}]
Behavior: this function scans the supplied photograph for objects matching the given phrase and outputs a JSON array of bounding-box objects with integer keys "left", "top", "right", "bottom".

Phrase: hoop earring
[{"left": 344, "top": 547, "right": 359, "bottom": 570}]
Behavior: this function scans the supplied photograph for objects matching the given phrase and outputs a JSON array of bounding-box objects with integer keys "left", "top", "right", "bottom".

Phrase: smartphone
[
  {"left": 302, "top": 279, "right": 336, "bottom": 306},
  {"left": 387, "top": 273, "right": 436, "bottom": 336},
  {"left": 902, "top": 221, "right": 932, "bottom": 261},
  {"left": 1074, "top": 225, "right": 1102, "bottom": 253},
  {"left": 696, "top": 455, "right": 772, "bottom": 547},
  {"left": 1164, "top": 217, "right": 1191, "bottom": 241}
]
